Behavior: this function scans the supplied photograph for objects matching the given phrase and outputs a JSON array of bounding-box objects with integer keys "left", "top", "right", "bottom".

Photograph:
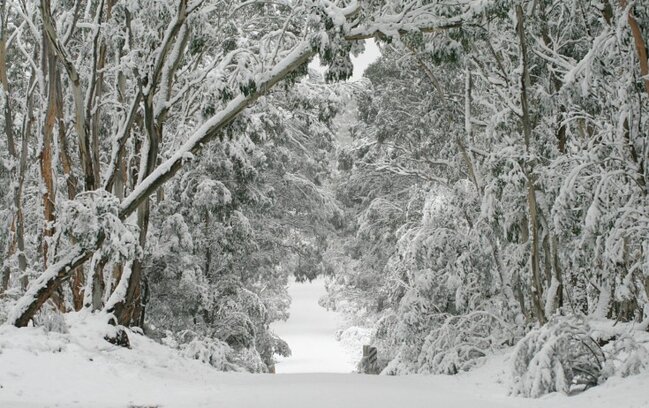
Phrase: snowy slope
[{"left": 1, "top": 313, "right": 648, "bottom": 408}]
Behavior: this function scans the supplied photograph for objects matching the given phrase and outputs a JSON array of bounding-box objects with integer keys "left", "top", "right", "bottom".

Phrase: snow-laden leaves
[
  {"left": 509, "top": 315, "right": 604, "bottom": 398},
  {"left": 56, "top": 190, "right": 139, "bottom": 262}
]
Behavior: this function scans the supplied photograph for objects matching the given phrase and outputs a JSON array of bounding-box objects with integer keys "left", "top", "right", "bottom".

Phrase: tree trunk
[
  {"left": 0, "top": 2, "right": 28, "bottom": 292},
  {"left": 619, "top": 0, "right": 649, "bottom": 96},
  {"left": 113, "top": 201, "right": 148, "bottom": 326},
  {"left": 9, "top": 247, "right": 95, "bottom": 328},
  {"left": 53, "top": 64, "right": 85, "bottom": 311},
  {"left": 41, "top": 37, "right": 58, "bottom": 268},
  {"left": 516, "top": 5, "right": 546, "bottom": 325},
  {"left": 41, "top": 36, "right": 67, "bottom": 311},
  {"left": 40, "top": 0, "right": 96, "bottom": 190}
]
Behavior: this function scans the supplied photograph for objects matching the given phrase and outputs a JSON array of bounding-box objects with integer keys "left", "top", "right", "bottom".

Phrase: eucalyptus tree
[
  {"left": 143, "top": 73, "right": 346, "bottom": 371},
  {"left": 329, "top": 0, "right": 649, "bottom": 378},
  {"left": 1, "top": 0, "right": 480, "bottom": 328}
]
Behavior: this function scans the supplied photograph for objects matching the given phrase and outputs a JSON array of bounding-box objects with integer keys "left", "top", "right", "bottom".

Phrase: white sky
[
  {"left": 350, "top": 39, "right": 381, "bottom": 81},
  {"left": 309, "top": 39, "right": 381, "bottom": 82}
]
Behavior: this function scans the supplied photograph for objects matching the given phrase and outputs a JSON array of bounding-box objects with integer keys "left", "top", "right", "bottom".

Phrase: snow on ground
[
  {"left": 270, "top": 277, "right": 356, "bottom": 373},
  {"left": 0, "top": 311, "right": 648, "bottom": 407}
]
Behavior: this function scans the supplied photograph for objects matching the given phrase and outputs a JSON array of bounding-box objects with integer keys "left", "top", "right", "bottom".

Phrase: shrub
[
  {"left": 417, "top": 311, "right": 513, "bottom": 374},
  {"left": 179, "top": 336, "right": 240, "bottom": 372},
  {"left": 601, "top": 335, "right": 649, "bottom": 379},
  {"left": 509, "top": 315, "right": 604, "bottom": 398}
]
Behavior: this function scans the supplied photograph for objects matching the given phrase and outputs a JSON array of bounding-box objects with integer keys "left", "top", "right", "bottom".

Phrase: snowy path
[
  {"left": 2, "top": 345, "right": 647, "bottom": 408},
  {"left": 1, "top": 303, "right": 648, "bottom": 408},
  {"left": 271, "top": 278, "right": 356, "bottom": 373}
]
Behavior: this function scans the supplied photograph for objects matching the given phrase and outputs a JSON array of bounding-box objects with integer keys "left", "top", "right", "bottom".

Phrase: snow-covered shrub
[
  {"left": 255, "top": 329, "right": 291, "bottom": 371},
  {"left": 174, "top": 330, "right": 268, "bottom": 372},
  {"left": 0, "top": 288, "right": 20, "bottom": 324},
  {"left": 380, "top": 309, "right": 433, "bottom": 375},
  {"left": 230, "top": 347, "right": 268, "bottom": 373},
  {"left": 33, "top": 307, "right": 68, "bottom": 334},
  {"left": 371, "top": 312, "right": 401, "bottom": 374},
  {"left": 509, "top": 315, "right": 604, "bottom": 398},
  {"left": 337, "top": 326, "right": 373, "bottom": 352},
  {"left": 180, "top": 337, "right": 239, "bottom": 372},
  {"left": 600, "top": 335, "right": 649, "bottom": 379},
  {"left": 208, "top": 277, "right": 266, "bottom": 350},
  {"left": 418, "top": 311, "right": 512, "bottom": 374}
]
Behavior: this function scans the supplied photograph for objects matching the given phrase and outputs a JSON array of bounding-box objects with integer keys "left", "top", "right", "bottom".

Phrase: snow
[
  {"left": 1, "top": 313, "right": 648, "bottom": 407},
  {"left": 271, "top": 277, "right": 356, "bottom": 373},
  {"left": 7, "top": 248, "right": 85, "bottom": 325}
]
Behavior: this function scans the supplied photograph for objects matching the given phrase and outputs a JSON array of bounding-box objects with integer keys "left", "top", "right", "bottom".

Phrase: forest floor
[
  {"left": 0, "top": 280, "right": 647, "bottom": 408},
  {"left": 0, "top": 326, "right": 647, "bottom": 408}
]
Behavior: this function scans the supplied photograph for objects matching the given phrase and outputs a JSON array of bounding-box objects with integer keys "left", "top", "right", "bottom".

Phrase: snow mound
[{"left": 0, "top": 312, "right": 228, "bottom": 408}]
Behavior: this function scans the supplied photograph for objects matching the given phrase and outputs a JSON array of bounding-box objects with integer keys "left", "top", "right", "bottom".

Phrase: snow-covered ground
[
  {"left": 0, "top": 305, "right": 648, "bottom": 408},
  {"left": 270, "top": 278, "right": 356, "bottom": 373},
  {"left": 1, "top": 318, "right": 648, "bottom": 408}
]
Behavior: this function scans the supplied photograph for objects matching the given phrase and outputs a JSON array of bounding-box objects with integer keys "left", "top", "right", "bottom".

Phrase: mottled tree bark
[{"left": 516, "top": 5, "right": 546, "bottom": 325}]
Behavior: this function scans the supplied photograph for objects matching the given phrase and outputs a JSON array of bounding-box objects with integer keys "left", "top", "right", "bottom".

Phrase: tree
[
  {"left": 142, "top": 74, "right": 346, "bottom": 371},
  {"left": 2, "top": 0, "right": 479, "bottom": 329},
  {"left": 329, "top": 0, "right": 649, "bottom": 378}
]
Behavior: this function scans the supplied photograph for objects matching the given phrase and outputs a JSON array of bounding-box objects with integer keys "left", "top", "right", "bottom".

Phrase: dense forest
[{"left": 0, "top": 0, "right": 648, "bottom": 401}]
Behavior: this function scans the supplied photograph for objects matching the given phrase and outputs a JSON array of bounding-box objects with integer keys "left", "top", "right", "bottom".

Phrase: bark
[
  {"left": 52, "top": 59, "right": 84, "bottom": 310},
  {"left": 54, "top": 68, "right": 77, "bottom": 200},
  {"left": 113, "top": 0, "right": 189, "bottom": 327},
  {"left": 75, "top": 2, "right": 113, "bottom": 312},
  {"left": 619, "top": 0, "right": 649, "bottom": 96},
  {"left": 0, "top": 0, "right": 15, "bottom": 157},
  {"left": 104, "top": 23, "right": 141, "bottom": 192},
  {"left": 41, "top": 36, "right": 67, "bottom": 310},
  {"left": 622, "top": 117, "right": 646, "bottom": 191},
  {"left": 70, "top": 268, "right": 85, "bottom": 311},
  {"left": 88, "top": 1, "right": 107, "bottom": 187},
  {"left": 516, "top": 5, "right": 546, "bottom": 325},
  {"left": 41, "top": 38, "right": 57, "bottom": 267},
  {"left": 550, "top": 235, "right": 564, "bottom": 309},
  {"left": 8, "top": 74, "right": 35, "bottom": 292},
  {"left": 537, "top": 4, "right": 568, "bottom": 154},
  {"left": 114, "top": 258, "right": 143, "bottom": 327},
  {"left": 90, "top": 258, "right": 108, "bottom": 311},
  {"left": 40, "top": 0, "right": 96, "bottom": 190},
  {"left": 113, "top": 201, "right": 148, "bottom": 326},
  {"left": 0, "top": 0, "right": 21, "bottom": 292},
  {"left": 458, "top": 67, "right": 481, "bottom": 194}
]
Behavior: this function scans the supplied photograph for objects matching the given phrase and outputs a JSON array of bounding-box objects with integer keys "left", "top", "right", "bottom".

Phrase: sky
[
  {"left": 309, "top": 39, "right": 382, "bottom": 82},
  {"left": 350, "top": 39, "right": 381, "bottom": 81}
]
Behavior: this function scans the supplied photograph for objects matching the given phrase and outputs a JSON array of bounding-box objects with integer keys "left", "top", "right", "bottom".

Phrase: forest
[{"left": 0, "top": 0, "right": 648, "bottom": 406}]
